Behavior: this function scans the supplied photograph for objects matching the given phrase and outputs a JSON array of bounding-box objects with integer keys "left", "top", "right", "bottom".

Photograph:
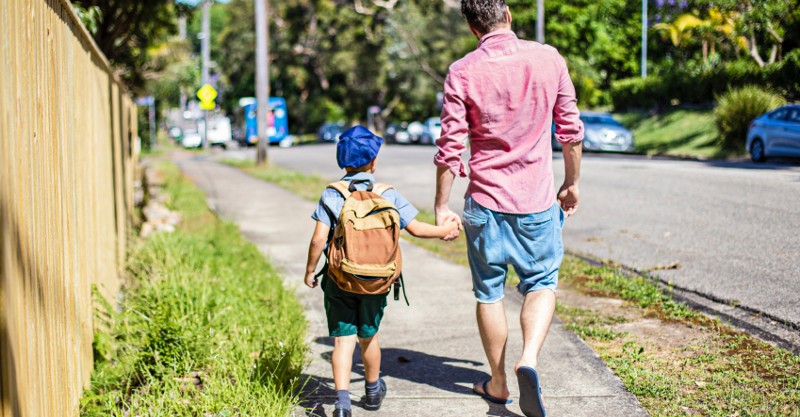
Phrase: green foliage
[
  {"left": 80, "top": 162, "right": 307, "bottom": 416},
  {"left": 72, "top": 4, "right": 102, "bottom": 35},
  {"left": 72, "top": 0, "right": 179, "bottom": 89},
  {"left": 714, "top": 85, "right": 785, "bottom": 151},
  {"left": 611, "top": 57, "right": 799, "bottom": 110}
]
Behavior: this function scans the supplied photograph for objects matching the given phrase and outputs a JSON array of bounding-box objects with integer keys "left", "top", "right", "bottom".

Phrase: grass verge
[
  {"left": 614, "top": 108, "right": 739, "bottom": 159},
  {"left": 80, "top": 161, "right": 307, "bottom": 416},
  {"left": 557, "top": 257, "right": 800, "bottom": 416},
  {"left": 222, "top": 158, "right": 800, "bottom": 417}
]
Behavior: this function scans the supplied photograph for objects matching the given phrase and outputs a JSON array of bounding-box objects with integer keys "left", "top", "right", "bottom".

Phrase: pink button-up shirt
[{"left": 434, "top": 29, "right": 583, "bottom": 214}]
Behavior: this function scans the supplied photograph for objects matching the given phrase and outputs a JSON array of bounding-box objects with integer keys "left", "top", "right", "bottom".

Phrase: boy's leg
[
  {"left": 332, "top": 335, "right": 358, "bottom": 390},
  {"left": 358, "top": 334, "right": 381, "bottom": 383}
]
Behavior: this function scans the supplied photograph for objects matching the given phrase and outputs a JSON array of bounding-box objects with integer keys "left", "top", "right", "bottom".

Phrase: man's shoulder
[
  {"left": 517, "top": 39, "right": 561, "bottom": 58},
  {"left": 449, "top": 40, "right": 562, "bottom": 73}
]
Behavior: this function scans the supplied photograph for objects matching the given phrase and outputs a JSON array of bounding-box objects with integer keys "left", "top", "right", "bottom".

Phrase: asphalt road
[{"left": 225, "top": 143, "right": 800, "bottom": 329}]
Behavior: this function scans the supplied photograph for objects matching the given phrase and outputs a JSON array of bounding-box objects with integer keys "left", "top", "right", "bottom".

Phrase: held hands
[
  {"left": 436, "top": 206, "right": 463, "bottom": 241},
  {"left": 304, "top": 271, "right": 318, "bottom": 288},
  {"left": 557, "top": 182, "right": 580, "bottom": 218}
]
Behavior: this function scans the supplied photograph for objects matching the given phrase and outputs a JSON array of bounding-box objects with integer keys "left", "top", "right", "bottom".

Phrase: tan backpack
[{"left": 324, "top": 180, "right": 406, "bottom": 300}]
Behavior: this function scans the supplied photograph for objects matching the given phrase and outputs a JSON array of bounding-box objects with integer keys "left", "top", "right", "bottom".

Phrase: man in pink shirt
[{"left": 433, "top": 1, "right": 584, "bottom": 415}]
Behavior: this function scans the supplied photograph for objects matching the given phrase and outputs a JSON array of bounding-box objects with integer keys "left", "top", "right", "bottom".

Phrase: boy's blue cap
[{"left": 336, "top": 125, "right": 383, "bottom": 169}]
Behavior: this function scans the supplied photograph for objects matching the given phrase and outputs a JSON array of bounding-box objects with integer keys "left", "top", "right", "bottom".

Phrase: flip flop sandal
[
  {"left": 517, "top": 366, "right": 546, "bottom": 417},
  {"left": 472, "top": 379, "right": 512, "bottom": 405}
]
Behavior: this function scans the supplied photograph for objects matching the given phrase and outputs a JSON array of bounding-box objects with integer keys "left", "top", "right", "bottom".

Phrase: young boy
[{"left": 304, "top": 125, "right": 458, "bottom": 417}]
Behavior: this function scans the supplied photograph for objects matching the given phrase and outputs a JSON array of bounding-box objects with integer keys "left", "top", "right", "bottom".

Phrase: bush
[{"left": 714, "top": 86, "right": 785, "bottom": 151}]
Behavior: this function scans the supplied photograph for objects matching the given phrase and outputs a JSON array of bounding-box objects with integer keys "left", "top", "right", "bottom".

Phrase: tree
[{"left": 72, "top": 0, "right": 180, "bottom": 89}]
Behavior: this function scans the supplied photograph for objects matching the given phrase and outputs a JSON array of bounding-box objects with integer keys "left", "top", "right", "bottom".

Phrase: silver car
[
  {"left": 552, "top": 112, "right": 634, "bottom": 152},
  {"left": 746, "top": 105, "right": 800, "bottom": 162}
]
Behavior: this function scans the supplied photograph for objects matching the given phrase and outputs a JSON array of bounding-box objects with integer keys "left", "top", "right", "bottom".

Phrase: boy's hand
[
  {"left": 304, "top": 271, "right": 319, "bottom": 288},
  {"left": 441, "top": 217, "right": 460, "bottom": 240}
]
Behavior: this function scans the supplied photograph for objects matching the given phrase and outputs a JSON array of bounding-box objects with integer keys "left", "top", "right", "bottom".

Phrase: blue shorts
[{"left": 462, "top": 197, "right": 564, "bottom": 303}]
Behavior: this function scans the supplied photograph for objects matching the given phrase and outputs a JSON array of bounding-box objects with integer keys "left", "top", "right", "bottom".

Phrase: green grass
[
  {"left": 614, "top": 108, "right": 738, "bottom": 159},
  {"left": 80, "top": 161, "right": 307, "bottom": 416},
  {"left": 222, "top": 158, "right": 330, "bottom": 202}
]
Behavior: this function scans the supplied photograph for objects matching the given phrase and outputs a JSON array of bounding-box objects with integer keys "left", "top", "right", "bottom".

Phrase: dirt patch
[
  {"left": 558, "top": 287, "right": 706, "bottom": 351},
  {"left": 558, "top": 288, "right": 639, "bottom": 321},
  {"left": 613, "top": 318, "right": 705, "bottom": 350}
]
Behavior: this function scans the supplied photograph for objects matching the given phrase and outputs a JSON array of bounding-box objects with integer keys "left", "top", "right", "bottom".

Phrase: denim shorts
[{"left": 462, "top": 197, "right": 564, "bottom": 303}]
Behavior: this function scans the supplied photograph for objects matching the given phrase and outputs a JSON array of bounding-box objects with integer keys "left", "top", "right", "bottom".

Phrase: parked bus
[{"left": 239, "top": 97, "right": 289, "bottom": 146}]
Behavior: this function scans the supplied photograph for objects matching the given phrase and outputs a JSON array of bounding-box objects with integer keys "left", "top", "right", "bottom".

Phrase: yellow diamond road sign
[{"left": 197, "top": 83, "right": 217, "bottom": 103}]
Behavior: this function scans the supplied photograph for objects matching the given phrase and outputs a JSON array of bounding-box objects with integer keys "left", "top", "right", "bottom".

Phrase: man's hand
[
  {"left": 436, "top": 206, "right": 463, "bottom": 241},
  {"left": 304, "top": 271, "right": 318, "bottom": 288},
  {"left": 557, "top": 182, "right": 580, "bottom": 218}
]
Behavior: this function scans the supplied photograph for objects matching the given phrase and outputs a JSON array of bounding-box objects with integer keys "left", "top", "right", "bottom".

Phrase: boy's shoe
[
  {"left": 333, "top": 407, "right": 352, "bottom": 417},
  {"left": 363, "top": 379, "right": 387, "bottom": 411}
]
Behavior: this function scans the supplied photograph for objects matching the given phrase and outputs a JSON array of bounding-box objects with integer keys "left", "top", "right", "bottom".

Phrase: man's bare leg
[
  {"left": 516, "top": 289, "right": 556, "bottom": 372},
  {"left": 475, "top": 300, "right": 511, "bottom": 399}
]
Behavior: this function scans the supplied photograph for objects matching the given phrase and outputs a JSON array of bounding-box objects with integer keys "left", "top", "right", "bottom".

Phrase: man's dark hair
[{"left": 461, "top": 0, "right": 508, "bottom": 35}]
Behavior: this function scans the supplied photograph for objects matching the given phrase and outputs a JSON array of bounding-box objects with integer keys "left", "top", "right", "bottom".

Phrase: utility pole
[
  {"left": 200, "top": 0, "right": 212, "bottom": 148},
  {"left": 642, "top": 0, "right": 648, "bottom": 78},
  {"left": 536, "top": 0, "right": 545, "bottom": 44},
  {"left": 255, "top": 0, "right": 270, "bottom": 165}
]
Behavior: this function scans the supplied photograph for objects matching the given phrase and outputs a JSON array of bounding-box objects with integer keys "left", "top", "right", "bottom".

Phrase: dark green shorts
[{"left": 321, "top": 275, "right": 388, "bottom": 338}]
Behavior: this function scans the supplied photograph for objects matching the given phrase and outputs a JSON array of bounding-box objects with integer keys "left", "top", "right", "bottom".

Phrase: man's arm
[
  {"left": 435, "top": 166, "right": 461, "bottom": 240},
  {"left": 558, "top": 141, "right": 581, "bottom": 217},
  {"left": 433, "top": 69, "right": 469, "bottom": 238},
  {"left": 553, "top": 54, "right": 584, "bottom": 218}
]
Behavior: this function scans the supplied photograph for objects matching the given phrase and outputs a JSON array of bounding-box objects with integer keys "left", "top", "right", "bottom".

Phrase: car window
[
  {"left": 787, "top": 109, "right": 800, "bottom": 123},
  {"left": 768, "top": 109, "right": 788, "bottom": 121},
  {"left": 580, "top": 116, "right": 623, "bottom": 127}
]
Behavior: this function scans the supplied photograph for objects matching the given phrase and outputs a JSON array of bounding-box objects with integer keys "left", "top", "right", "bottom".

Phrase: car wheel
[{"left": 750, "top": 138, "right": 766, "bottom": 163}]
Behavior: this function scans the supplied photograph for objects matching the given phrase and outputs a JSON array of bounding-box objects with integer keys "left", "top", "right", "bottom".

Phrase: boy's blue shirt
[{"left": 311, "top": 172, "right": 419, "bottom": 233}]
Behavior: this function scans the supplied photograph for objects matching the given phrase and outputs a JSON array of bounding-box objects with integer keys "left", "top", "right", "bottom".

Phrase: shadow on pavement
[{"left": 299, "top": 337, "right": 522, "bottom": 416}]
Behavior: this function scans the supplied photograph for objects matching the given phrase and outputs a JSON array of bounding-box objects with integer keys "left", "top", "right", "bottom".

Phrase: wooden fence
[{"left": 0, "top": 0, "right": 137, "bottom": 415}]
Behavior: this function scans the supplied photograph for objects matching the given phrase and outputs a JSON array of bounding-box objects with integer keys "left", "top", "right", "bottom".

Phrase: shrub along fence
[{"left": 0, "top": 0, "right": 137, "bottom": 416}]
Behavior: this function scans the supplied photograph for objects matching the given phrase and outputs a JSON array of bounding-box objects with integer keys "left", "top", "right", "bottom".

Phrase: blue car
[
  {"left": 746, "top": 105, "right": 800, "bottom": 162},
  {"left": 552, "top": 112, "right": 635, "bottom": 152}
]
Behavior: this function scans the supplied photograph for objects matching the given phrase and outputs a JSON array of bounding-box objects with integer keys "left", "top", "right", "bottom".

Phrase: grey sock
[
  {"left": 336, "top": 390, "right": 351, "bottom": 410},
  {"left": 365, "top": 379, "right": 381, "bottom": 396}
]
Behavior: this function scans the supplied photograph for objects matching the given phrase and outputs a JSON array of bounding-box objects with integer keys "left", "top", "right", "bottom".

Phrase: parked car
[
  {"left": 746, "top": 105, "right": 800, "bottom": 162},
  {"left": 385, "top": 122, "right": 411, "bottom": 144},
  {"left": 206, "top": 116, "right": 233, "bottom": 148},
  {"left": 406, "top": 121, "right": 425, "bottom": 144},
  {"left": 552, "top": 112, "right": 635, "bottom": 152},
  {"left": 180, "top": 118, "right": 202, "bottom": 148},
  {"left": 317, "top": 122, "right": 346, "bottom": 143},
  {"left": 420, "top": 117, "right": 442, "bottom": 145}
]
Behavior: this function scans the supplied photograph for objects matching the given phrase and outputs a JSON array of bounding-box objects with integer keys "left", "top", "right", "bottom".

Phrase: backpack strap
[
  {"left": 327, "top": 181, "right": 352, "bottom": 199},
  {"left": 372, "top": 183, "right": 395, "bottom": 195}
]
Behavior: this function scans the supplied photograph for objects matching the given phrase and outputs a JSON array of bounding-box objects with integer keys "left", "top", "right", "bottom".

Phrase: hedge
[{"left": 611, "top": 51, "right": 800, "bottom": 110}]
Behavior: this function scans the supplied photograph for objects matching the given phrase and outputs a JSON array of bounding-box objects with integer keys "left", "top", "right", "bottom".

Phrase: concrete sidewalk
[{"left": 174, "top": 154, "right": 648, "bottom": 417}]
